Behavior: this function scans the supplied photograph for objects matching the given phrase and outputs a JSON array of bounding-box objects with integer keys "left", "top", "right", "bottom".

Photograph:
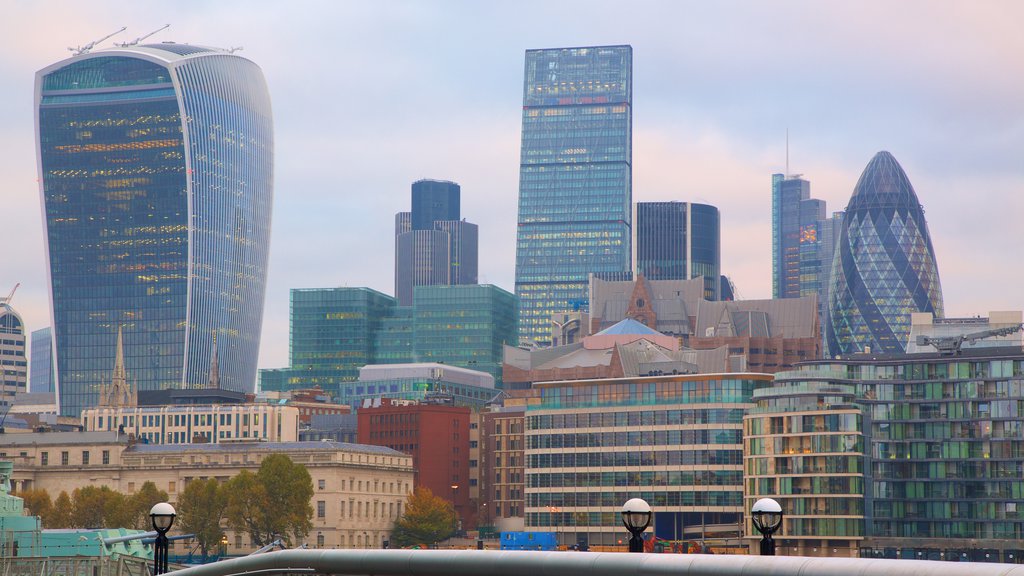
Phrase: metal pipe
[
  {"left": 101, "top": 531, "right": 158, "bottom": 546},
  {"left": 166, "top": 549, "right": 1024, "bottom": 576}
]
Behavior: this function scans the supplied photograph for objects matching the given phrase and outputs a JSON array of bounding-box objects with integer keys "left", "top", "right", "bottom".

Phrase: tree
[
  {"left": 126, "top": 481, "right": 170, "bottom": 530},
  {"left": 177, "top": 478, "right": 227, "bottom": 558},
  {"left": 225, "top": 454, "right": 314, "bottom": 548},
  {"left": 70, "top": 485, "right": 128, "bottom": 528},
  {"left": 390, "top": 487, "right": 457, "bottom": 548},
  {"left": 16, "top": 488, "right": 53, "bottom": 527},
  {"left": 51, "top": 491, "right": 72, "bottom": 528}
]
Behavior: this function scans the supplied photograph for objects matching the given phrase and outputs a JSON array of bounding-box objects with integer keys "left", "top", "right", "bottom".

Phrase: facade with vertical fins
[
  {"left": 35, "top": 43, "right": 273, "bottom": 416},
  {"left": 826, "top": 152, "right": 943, "bottom": 356}
]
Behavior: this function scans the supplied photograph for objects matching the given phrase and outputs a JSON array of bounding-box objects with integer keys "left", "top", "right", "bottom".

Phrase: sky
[{"left": 2, "top": 0, "right": 1022, "bottom": 373}]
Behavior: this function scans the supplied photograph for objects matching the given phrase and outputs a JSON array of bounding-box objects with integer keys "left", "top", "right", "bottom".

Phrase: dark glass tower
[
  {"left": 826, "top": 151, "right": 944, "bottom": 355},
  {"left": 514, "top": 46, "right": 632, "bottom": 346},
  {"left": 411, "top": 179, "right": 460, "bottom": 230},
  {"left": 637, "top": 201, "right": 720, "bottom": 299},
  {"left": 772, "top": 175, "right": 823, "bottom": 299},
  {"left": 35, "top": 44, "right": 273, "bottom": 416},
  {"left": 395, "top": 180, "right": 478, "bottom": 306}
]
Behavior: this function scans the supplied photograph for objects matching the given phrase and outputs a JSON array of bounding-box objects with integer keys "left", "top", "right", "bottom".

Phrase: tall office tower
[
  {"left": 29, "top": 327, "right": 55, "bottom": 394},
  {"left": 0, "top": 302, "right": 27, "bottom": 401},
  {"left": 36, "top": 44, "right": 273, "bottom": 416},
  {"left": 772, "top": 174, "right": 824, "bottom": 299},
  {"left": 514, "top": 46, "right": 633, "bottom": 346},
  {"left": 826, "top": 151, "right": 943, "bottom": 355},
  {"left": 411, "top": 179, "right": 460, "bottom": 230},
  {"left": 637, "top": 201, "right": 721, "bottom": 300},
  {"left": 394, "top": 180, "right": 478, "bottom": 306}
]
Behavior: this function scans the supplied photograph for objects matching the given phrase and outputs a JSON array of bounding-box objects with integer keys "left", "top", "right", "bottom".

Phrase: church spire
[{"left": 100, "top": 325, "right": 136, "bottom": 407}]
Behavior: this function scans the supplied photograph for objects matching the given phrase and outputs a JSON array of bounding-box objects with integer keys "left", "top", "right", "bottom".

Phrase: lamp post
[
  {"left": 150, "top": 502, "right": 176, "bottom": 575},
  {"left": 750, "top": 498, "right": 782, "bottom": 556},
  {"left": 621, "top": 498, "right": 651, "bottom": 553}
]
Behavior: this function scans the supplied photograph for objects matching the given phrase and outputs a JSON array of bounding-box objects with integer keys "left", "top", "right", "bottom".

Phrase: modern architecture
[
  {"left": 826, "top": 151, "right": 943, "bottom": 355},
  {"left": 637, "top": 202, "right": 721, "bottom": 300},
  {"left": 514, "top": 46, "right": 633, "bottom": 346},
  {"left": 36, "top": 44, "right": 274, "bottom": 416},
  {"left": 0, "top": 302, "right": 27, "bottom": 402},
  {"left": 259, "top": 284, "right": 517, "bottom": 398},
  {"left": 395, "top": 180, "right": 478, "bottom": 306},
  {"left": 524, "top": 372, "right": 774, "bottom": 549},
  {"left": 29, "top": 327, "right": 54, "bottom": 394}
]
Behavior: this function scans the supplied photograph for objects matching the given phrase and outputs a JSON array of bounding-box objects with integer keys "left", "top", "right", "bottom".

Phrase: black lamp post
[
  {"left": 150, "top": 502, "right": 176, "bottom": 575},
  {"left": 621, "top": 498, "right": 651, "bottom": 553},
  {"left": 751, "top": 498, "right": 782, "bottom": 556}
]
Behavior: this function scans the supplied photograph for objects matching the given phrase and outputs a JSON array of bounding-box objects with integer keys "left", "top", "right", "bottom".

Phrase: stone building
[{"left": 3, "top": 432, "right": 412, "bottom": 553}]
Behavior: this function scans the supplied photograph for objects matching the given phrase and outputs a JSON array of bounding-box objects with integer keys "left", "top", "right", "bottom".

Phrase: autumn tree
[
  {"left": 16, "top": 488, "right": 54, "bottom": 527},
  {"left": 70, "top": 485, "right": 128, "bottom": 528},
  {"left": 177, "top": 478, "right": 227, "bottom": 558},
  {"left": 125, "top": 481, "right": 170, "bottom": 530},
  {"left": 225, "top": 454, "right": 313, "bottom": 547},
  {"left": 390, "top": 487, "right": 457, "bottom": 548},
  {"left": 51, "top": 491, "right": 72, "bottom": 528}
]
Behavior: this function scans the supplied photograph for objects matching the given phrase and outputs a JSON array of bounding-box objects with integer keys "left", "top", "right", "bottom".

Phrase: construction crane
[
  {"left": 69, "top": 26, "right": 127, "bottom": 55},
  {"left": 916, "top": 323, "right": 1024, "bottom": 356},
  {"left": 116, "top": 24, "right": 170, "bottom": 47},
  {"left": 1, "top": 283, "right": 18, "bottom": 306}
]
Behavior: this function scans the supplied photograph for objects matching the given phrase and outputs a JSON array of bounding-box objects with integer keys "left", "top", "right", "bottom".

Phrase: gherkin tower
[{"left": 826, "top": 151, "right": 943, "bottom": 355}]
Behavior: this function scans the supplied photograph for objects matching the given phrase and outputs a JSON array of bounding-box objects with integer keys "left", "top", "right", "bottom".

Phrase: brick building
[{"left": 357, "top": 399, "right": 472, "bottom": 529}]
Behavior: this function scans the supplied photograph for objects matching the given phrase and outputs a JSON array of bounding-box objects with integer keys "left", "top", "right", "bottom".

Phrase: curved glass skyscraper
[
  {"left": 826, "top": 151, "right": 943, "bottom": 356},
  {"left": 35, "top": 44, "right": 273, "bottom": 415}
]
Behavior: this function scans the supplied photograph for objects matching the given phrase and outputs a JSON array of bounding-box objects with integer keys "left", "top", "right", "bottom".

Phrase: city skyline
[{"left": 2, "top": 1, "right": 1022, "bottom": 372}]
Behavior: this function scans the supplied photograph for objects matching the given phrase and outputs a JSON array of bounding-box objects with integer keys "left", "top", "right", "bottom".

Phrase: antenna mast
[
  {"left": 785, "top": 128, "right": 790, "bottom": 177},
  {"left": 116, "top": 24, "right": 170, "bottom": 47},
  {"left": 69, "top": 27, "right": 127, "bottom": 55}
]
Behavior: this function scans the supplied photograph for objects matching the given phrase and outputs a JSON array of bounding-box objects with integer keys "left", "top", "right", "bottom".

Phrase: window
[
  {"left": 168, "top": 481, "right": 176, "bottom": 493},
  {"left": 318, "top": 479, "right": 326, "bottom": 490},
  {"left": 61, "top": 451, "right": 69, "bottom": 466},
  {"left": 317, "top": 501, "right": 326, "bottom": 518},
  {"left": 41, "top": 452, "right": 48, "bottom": 466},
  {"left": 82, "top": 451, "right": 90, "bottom": 465},
  {"left": 317, "top": 533, "right": 325, "bottom": 547},
  {"left": 102, "top": 450, "right": 110, "bottom": 465}
]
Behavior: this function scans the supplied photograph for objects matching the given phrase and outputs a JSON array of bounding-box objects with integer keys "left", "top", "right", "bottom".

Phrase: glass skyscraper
[
  {"left": 35, "top": 44, "right": 273, "bottom": 416},
  {"left": 515, "top": 46, "right": 632, "bottom": 346},
  {"left": 826, "top": 151, "right": 943, "bottom": 355},
  {"left": 637, "top": 201, "right": 721, "bottom": 300},
  {"left": 395, "top": 180, "right": 478, "bottom": 306},
  {"left": 29, "top": 327, "right": 55, "bottom": 394}
]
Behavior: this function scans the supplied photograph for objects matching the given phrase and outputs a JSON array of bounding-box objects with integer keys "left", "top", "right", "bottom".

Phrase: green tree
[
  {"left": 126, "top": 481, "right": 170, "bottom": 530},
  {"left": 16, "top": 488, "right": 53, "bottom": 527},
  {"left": 390, "top": 487, "right": 457, "bottom": 548},
  {"left": 177, "top": 478, "right": 227, "bottom": 558},
  {"left": 51, "top": 491, "right": 72, "bottom": 528},
  {"left": 70, "top": 485, "right": 128, "bottom": 528},
  {"left": 225, "top": 454, "right": 314, "bottom": 547}
]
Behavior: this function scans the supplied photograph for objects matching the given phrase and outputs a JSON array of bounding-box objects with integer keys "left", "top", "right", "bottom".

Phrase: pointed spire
[
  {"left": 208, "top": 331, "right": 220, "bottom": 389},
  {"left": 102, "top": 325, "right": 136, "bottom": 407}
]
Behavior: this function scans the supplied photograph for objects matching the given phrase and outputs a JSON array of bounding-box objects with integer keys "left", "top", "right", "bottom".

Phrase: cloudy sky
[{"left": 2, "top": 0, "right": 1022, "bottom": 371}]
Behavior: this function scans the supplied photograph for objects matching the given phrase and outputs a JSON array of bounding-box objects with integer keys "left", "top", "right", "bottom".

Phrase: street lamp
[
  {"left": 150, "top": 502, "right": 176, "bottom": 575},
  {"left": 751, "top": 498, "right": 782, "bottom": 556},
  {"left": 621, "top": 498, "right": 651, "bottom": 553}
]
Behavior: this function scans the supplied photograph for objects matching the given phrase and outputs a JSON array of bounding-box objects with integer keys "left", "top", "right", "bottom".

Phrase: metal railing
[
  {"left": 167, "top": 549, "right": 1024, "bottom": 576},
  {"left": 0, "top": 555, "right": 151, "bottom": 576}
]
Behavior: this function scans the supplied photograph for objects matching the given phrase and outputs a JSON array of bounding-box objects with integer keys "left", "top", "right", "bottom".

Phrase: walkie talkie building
[{"left": 35, "top": 43, "right": 273, "bottom": 416}]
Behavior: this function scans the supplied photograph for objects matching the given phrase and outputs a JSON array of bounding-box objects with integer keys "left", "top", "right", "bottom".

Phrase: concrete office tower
[
  {"left": 514, "top": 46, "right": 633, "bottom": 346},
  {"left": 826, "top": 151, "right": 944, "bottom": 355},
  {"left": 36, "top": 44, "right": 274, "bottom": 416},
  {"left": 0, "top": 302, "right": 27, "bottom": 400},
  {"left": 394, "top": 180, "right": 478, "bottom": 306},
  {"left": 29, "top": 327, "right": 54, "bottom": 394},
  {"left": 637, "top": 201, "right": 721, "bottom": 300}
]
